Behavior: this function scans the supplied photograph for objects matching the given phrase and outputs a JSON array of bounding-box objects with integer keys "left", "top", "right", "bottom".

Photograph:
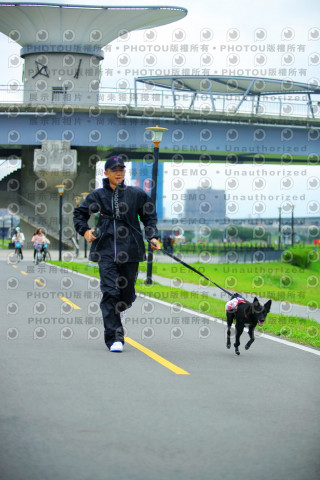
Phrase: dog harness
[{"left": 225, "top": 297, "right": 246, "bottom": 312}]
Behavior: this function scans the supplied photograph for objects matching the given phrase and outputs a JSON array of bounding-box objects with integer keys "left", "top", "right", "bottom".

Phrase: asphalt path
[{"left": 1, "top": 258, "right": 320, "bottom": 480}]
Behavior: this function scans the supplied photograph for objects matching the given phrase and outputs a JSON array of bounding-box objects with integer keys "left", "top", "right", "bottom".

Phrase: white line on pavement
[{"left": 52, "top": 264, "right": 320, "bottom": 357}]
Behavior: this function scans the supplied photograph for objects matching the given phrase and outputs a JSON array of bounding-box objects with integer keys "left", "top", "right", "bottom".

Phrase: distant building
[
  {"left": 184, "top": 188, "right": 226, "bottom": 222},
  {"left": 131, "top": 162, "right": 164, "bottom": 221}
]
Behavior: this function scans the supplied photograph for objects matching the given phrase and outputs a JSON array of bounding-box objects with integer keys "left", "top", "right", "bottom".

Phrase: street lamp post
[
  {"left": 291, "top": 205, "right": 295, "bottom": 247},
  {"left": 73, "top": 196, "right": 82, "bottom": 258},
  {"left": 81, "top": 192, "right": 89, "bottom": 258},
  {"left": 56, "top": 184, "right": 65, "bottom": 261},
  {"left": 145, "top": 125, "right": 168, "bottom": 284},
  {"left": 2, "top": 216, "right": 5, "bottom": 245},
  {"left": 278, "top": 207, "right": 282, "bottom": 250},
  {"left": 10, "top": 213, "right": 13, "bottom": 238}
]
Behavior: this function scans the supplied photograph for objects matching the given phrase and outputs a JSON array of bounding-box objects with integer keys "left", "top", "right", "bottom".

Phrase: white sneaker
[{"left": 110, "top": 341, "right": 123, "bottom": 353}]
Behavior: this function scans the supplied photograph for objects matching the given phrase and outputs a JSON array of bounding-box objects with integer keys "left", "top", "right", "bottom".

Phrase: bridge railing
[{"left": 0, "top": 85, "right": 319, "bottom": 120}]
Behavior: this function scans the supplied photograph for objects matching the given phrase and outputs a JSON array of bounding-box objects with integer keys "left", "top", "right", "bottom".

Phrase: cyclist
[
  {"left": 31, "top": 228, "right": 51, "bottom": 262},
  {"left": 12, "top": 227, "right": 25, "bottom": 260}
]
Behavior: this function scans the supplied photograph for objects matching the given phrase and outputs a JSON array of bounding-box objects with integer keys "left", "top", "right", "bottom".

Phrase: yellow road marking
[
  {"left": 125, "top": 337, "right": 190, "bottom": 375},
  {"left": 12, "top": 265, "right": 18, "bottom": 269},
  {"left": 58, "top": 296, "right": 82, "bottom": 310},
  {"left": 20, "top": 271, "right": 28, "bottom": 275},
  {"left": 35, "top": 279, "right": 46, "bottom": 286}
]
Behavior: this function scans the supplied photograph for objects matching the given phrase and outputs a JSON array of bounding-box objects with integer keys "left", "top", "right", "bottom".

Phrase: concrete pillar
[{"left": 19, "top": 146, "right": 97, "bottom": 249}]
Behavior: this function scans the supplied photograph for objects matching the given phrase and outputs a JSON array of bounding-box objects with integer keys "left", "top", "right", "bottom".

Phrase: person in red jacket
[{"left": 74, "top": 156, "right": 160, "bottom": 352}]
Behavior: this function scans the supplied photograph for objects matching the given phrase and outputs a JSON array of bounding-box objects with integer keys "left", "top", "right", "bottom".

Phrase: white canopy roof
[
  {"left": 0, "top": 2, "right": 187, "bottom": 47},
  {"left": 136, "top": 75, "right": 320, "bottom": 96}
]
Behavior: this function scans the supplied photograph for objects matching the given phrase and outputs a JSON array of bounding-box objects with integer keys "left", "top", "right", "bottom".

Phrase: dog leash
[
  {"left": 148, "top": 239, "right": 233, "bottom": 297},
  {"left": 98, "top": 185, "right": 234, "bottom": 298}
]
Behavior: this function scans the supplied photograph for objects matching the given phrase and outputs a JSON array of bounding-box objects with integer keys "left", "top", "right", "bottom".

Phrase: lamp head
[
  {"left": 56, "top": 184, "right": 65, "bottom": 195},
  {"left": 74, "top": 195, "right": 82, "bottom": 206},
  {"left": 145, "top": 125, "right": 168, "bottom": 147}
]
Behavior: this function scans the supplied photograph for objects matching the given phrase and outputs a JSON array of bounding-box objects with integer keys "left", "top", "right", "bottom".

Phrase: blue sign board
[{"left": 131, "top": 161, "right": 164, "bottom": 221}]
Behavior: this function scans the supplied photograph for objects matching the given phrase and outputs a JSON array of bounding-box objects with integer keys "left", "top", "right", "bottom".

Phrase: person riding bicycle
[
  {"left": 31, "top": 228, "right": 50, "bottom": 261},
  {"left": 12, "top": 227, "right": 25, "bottom": 260}
]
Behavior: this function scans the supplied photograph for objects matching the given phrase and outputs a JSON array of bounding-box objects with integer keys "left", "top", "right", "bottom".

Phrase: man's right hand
[{"left": 84, "top": 229, "right": 97, "bottom": 243}]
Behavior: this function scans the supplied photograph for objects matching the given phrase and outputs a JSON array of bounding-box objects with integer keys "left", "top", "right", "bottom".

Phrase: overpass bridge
[
  {"left": 1, "top": 76, "right": 319, "bottom": 247},
  {"left": 1, "top": 75, "right": 319, "bottom": 165}
]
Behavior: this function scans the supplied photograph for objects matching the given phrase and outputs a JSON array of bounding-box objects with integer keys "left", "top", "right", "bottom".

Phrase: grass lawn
[
  {"left": 140, "top": 256, "right": 320, "bottom": 306},
  {"left": 49, "top": 261, "right": 320, "bottom": 350}
]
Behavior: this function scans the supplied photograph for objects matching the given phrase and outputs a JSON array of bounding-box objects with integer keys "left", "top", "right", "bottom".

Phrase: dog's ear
[
  {"left": 252, "top": 297, "right": 261, "bottom": 313},
  {"left": 264, "top": 299, "right": 272, "bottom": 312}
]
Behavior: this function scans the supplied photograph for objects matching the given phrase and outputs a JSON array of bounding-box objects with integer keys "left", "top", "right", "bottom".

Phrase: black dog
[{"left": 226, "top": 295, "right": 272, "bottom": 355}]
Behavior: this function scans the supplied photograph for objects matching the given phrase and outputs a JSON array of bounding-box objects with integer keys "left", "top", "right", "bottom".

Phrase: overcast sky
[{"left": 0, "top": 0, "right": 319, "bottom": 218}]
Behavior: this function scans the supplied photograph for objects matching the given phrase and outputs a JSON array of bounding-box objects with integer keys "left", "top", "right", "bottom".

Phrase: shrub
[{"left": 282, "top": 247, "right": 314, "bottom": 269}]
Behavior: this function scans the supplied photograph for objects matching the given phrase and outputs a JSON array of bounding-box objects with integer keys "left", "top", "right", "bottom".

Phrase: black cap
[{"left": 104, "top": 156, "right": 126, "bottom": 171}]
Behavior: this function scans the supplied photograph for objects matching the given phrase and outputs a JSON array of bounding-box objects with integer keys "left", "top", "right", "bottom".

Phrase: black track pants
[{"left": 98, "top": 260, "right": 139, "bottom": 348}]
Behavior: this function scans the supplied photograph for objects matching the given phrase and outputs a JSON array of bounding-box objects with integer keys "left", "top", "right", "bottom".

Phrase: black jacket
[{"left": 73, "top": 179, "right": 159, "bottom": 263}]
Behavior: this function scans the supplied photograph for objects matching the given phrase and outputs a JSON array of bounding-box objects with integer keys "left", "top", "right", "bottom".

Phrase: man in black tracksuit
[{"left": 73, "top": 156, "right": 160, "bottom": 352}]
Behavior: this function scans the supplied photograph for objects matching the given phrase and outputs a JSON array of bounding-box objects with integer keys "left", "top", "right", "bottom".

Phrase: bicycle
[
  {"left": 15, "top": 241, "right": 23, "bottom": 262},
  {"left": 35, "top": 242, "right": 51, "bottom": 264},
  {"left": 34, "top": 243, "right": 43, "bottom": 265}
]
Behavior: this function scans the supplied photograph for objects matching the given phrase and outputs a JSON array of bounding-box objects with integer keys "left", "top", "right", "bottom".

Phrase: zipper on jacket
[{"left": 112, "top": 191, "right": 117, "bottom": 262}]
